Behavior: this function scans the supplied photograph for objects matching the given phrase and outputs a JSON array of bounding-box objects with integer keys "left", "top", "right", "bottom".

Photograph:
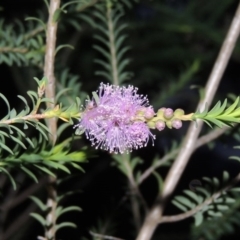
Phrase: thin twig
[
  {"left": 44, "top": 0, "right": 60, "bottom": 144},
  {"left": 24, "top": 26, "right": 45, "bottom": 40},
  {"left": 0, "top": 47, "right": 28, "bottom": 53},
  {"left": 136, "top": 3, "right": 240, "bottom": 240},
  {"left": 0, "top": 178, "right": 46, "bottom": 239},
  {"left": 0, "top": 177, "right": 47, "bottom": 210},
  {"left": 0, "top": 172, "right": 25, "bottom": 239},
  {"left": 138, "top": 126, "right": 229, "bottom": 184},
  {"left": 2, "top": 203, "right": 37, "bottom": 240},
  {"left": 121, "top": 154, "right": 148, "bottom": 231},
  {"left": 0, "top": 113, "right": 45, "bottom": 124}
]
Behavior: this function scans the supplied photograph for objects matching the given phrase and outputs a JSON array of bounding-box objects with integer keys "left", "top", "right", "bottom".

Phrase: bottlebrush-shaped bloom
[{"left": 75, "top": 83, "right": 155, "bottom": 153}]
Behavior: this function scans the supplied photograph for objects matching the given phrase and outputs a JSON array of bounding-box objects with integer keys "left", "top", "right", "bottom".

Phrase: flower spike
[{"left": 74, "top": 83, "right": 155, "bottom": 154}]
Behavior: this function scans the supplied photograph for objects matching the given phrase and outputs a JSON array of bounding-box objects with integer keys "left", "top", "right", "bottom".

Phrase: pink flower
[{"left": 75, "top": 83, "right": 155, "bottom": 153}]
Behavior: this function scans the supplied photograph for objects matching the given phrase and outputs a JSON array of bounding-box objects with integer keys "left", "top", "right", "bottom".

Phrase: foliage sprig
[{"left": 193, "top": 97, "right": 240, "bottom": 127}]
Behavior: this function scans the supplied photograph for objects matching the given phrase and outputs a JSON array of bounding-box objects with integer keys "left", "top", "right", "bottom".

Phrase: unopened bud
[
  {"left": 172, "top": 119, "right": 182, "bottom": 129},
  {"left": 174, "top": 108, "right": 185, "bottom": 117},
  {"left": 144, "top": 107, "right": 155, "bottom": 119},
  {"left": 155, "top": 121, "right": 165, "bottom": 131},
  {"left": 164, "top": 108, "right": 173, "bottom": 119}
]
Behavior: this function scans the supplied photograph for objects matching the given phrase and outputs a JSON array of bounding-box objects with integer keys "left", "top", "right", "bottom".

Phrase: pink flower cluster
[{"left": 75, "top": 83, "right": 155, "bottom": 153}]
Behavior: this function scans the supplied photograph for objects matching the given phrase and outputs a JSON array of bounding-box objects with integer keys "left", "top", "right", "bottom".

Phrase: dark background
[{"left": 1, "top": 0, "right": 240, "bottom": 240}]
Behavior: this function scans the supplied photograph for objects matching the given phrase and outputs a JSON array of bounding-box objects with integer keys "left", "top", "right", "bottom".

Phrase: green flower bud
[{"left": 174, "top": 108, "right": 185, "bottom": 117}]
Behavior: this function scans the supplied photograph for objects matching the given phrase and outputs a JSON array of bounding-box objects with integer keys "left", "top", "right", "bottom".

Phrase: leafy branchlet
[
  {"left": 193, "top": 97, "right": 240, "bottom": 127},
  {"left": 0, "top": 19, "right": 45, "bottom": 67},
  {"left": 172, "top": 172, "right": 240, "bottom": 227},
  {"left": 0, "top": 77, "right": 86, "bottom": 189}
]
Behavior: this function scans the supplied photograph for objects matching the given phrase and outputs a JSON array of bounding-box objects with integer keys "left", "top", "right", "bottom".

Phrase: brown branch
[
  {"left": 24, "top": 26, "right": 45, "bottom": 40},
  {"left": 44, "top": 0, "right": 60, "bottom": 144},
  {"left": 0, "top": 47, "right": 28, "bottom": 53},
  {"left": 0, "top": 177, "right": 47, "bottom": 210},
  {"left": 43, "top": 1, "right": 60, "bottom": 240},
  {"left": 0, "top": 113, "right": 45, "bottom": 125},
  {"left": 136, "top": 2, "right": 240, "bottom": 240},
  {"left": 0, "top": 178, "right": 47, "bottom": 239},
  {"left": 2, "top": 201, "right": 37, "bottom": 240},
  {"left": 121, "top": 154, "right": 148, "bottom": 231}
]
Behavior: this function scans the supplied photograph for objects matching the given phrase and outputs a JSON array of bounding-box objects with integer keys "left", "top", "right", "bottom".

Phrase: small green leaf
[
  {"left": 229, "top": 156, "right": 240, "bottom": 162},
  {"left": 194, "top": 212, "right": 203, "bottom": 226},
  {"left": 130, "top": 157, "right": 142, "bottom": 170},
  {"left": 172, "top": 199, "right": 188, "bottom": 212},
  {"left": 30, "top": 213, "right": 47, "bottom": 226},
  {"left": 55, "top": 44, "right": 74, "bottom": 56},
  {"left": 71, "top": 162, "right": 85, "bottom": 172},
  {"left": 208, "top": 210, "right": 223, "bottom": 217},
  {"left": 35, "top": 165, "right": 56, "bottom": 177},
  {"left": 195, "top": 187, "right": 210, "bottom": 198},
  {"left": 17, "top": 95, "right": 30, "bottom": 112},
  {"left": 61, "top": 0, "right": 83, "bottom": 10},
  {"left": 209, "top": 99, "right": 227, "bottom": 116},
  {"left": 223, "top": 171, "right": 229, "bottom": 184},
  {"left": 230, "top": 187, "right": 240, "bottom": 192},
  {"left": 9, "top": 108, "right": 17, "bottom": 118},
  {"left": 225, "top": 97, "right": 239, "bottom": 115},
  {"left": 153, "top": 171, "right": 163, "bottom": 192},
  {"left": 0, "top": 142, "right": 14, "bottom": 155},
  {"left": 195, "top": 103, "right": 209, "bottom": 118},
  {"left": 56, "top": 206, "right": 82, "bottom": 218},
  {"left": 1, "top": 168, "right": 17, "bottom": 190},
  {"left": 43, "top": 161, "right": 70, "bottom": 174},
  {"left": 213, "top": 177, "right": 219, "bottom": 189},
  {"left": 93, "top": 45, "right": 111, "bottom": 60},
  {"left": 217, "top": 205, "right": 229, "bottom": 211},
  {"left": 29, "top": 196, "right": 48, "bottom": 211},
  {"left": 183, "top": 190, "right": 201, "bottom": 204},
  {"left": 26, "top": 137, "right": 35, "bottom": 148},
  {"left": 225, "top": 197, "right": 235, "bottom": 203},
  {"left": 21, "top": 166, "right": 38, "bottom": 183},
  {"left": 92, "top": 91, "right": 99, "bottom": 105},
  {"left": 10, "top": 135, "right": 27, "bottom": 149},
  {"left": 25, "top": 17, "right": 46, "bottom": 31},
  {"left": 174, "top": 196, "right": 195, "bottom": 209},
  {"left": 0, "top": 93, "right": 10, "bottom": 118},
  {"left": 57, "top": 190, "right": 81, "bottom": 202},
  {"left": 53, "top": 9, "right": 62, "bottom": 22},
  {"left": 55, "top": 222, "right": 77, "bottom": 232}
]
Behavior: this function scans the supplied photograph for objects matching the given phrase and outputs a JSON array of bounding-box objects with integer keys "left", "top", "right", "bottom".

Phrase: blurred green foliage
[{"left": 1, "top": 0, "right": 240, "bottom": 240}]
